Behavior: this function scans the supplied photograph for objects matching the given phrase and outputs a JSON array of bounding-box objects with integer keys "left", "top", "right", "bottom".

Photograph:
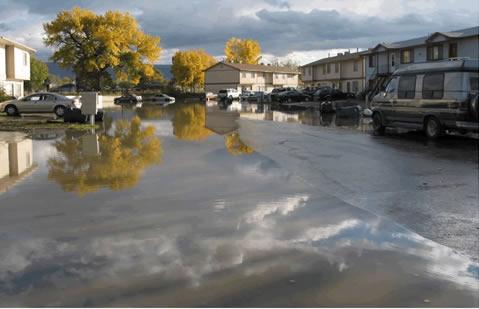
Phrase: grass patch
[{"left": 0, "top": 113, "right": 99, "bottom": 133}]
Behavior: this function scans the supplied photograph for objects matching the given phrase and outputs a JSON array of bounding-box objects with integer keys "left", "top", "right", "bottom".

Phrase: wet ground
[{"left": 0, "top": 101, "right": 478, "bottom": 306}]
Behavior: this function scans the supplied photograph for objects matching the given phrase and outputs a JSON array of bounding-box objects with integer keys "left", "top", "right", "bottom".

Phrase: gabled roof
[
  {"left": 301, "top": 51, "right": 366, "bottom": 67},
  {"left": 205, "top": 61, "right": 300, "bottom": 74},
  {"left": 0, "top": 36, "right": 36, "bottom": 53},
  {"left": 366, "top": 26, "right": 479, "bottom": 53}
]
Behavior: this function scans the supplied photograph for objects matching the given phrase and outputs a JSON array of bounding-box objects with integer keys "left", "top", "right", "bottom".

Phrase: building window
[
  {"left": 368, "top": 55, "right": 375, "bottom": 68},
  {"left": 352, "top": 81, "right": 359, "bottom": 92},
  {"left": 275, "top": 74, "right": 279, "bottom": 79},
  {"left": 242, "top": 72, "right": 247, "bottom": 78},
  {"left": 327, "top": 63, "right": 331, "bottom": 74},
  {"left": 251, "top": 72, "right": 256, "bottom": 78},
  {"left": 400, "top": 49, "right": 414, "bottom": 64},
  {"left": 23, "top": 52, "right": 28, "bottom": 66},
  {"left": 353, "top": 61, "right": 359, "bottom": 72},
  {"left": 391, "top": 54, "right": 395, "bottom": 67},
  {"left": 449, "top": 43, "right": 458, "bottom": 58},
  {"left": 322, "top": 65, "right": 326, "bottom": 74},
  {"left": 398, "top": 75, "right": 416, "bottom": 99},
  {"left": 282, "top": 74, "right": 286, "bottom": 79},
  {"left": 334, "top": 62, "right": 339, "bottom": 73},
  {"left": 427, "top": 45, "right": 443, "bottom": 61},
  {"left": 422, "top": 73, "right": 444, "bottom": 99}
]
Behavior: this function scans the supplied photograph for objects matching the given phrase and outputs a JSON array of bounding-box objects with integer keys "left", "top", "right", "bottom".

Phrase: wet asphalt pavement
[{"left": 0, "top": 102, "right": 478, "bottom": 306}]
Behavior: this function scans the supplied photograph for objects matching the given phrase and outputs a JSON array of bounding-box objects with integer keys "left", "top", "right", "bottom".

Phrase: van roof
[{"left": 393, "top": 58, "right": 479, "bottom": 75}]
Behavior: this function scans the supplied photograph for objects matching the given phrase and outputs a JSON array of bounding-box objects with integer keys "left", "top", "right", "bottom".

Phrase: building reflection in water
[
  {"left": 0, "top": 134, "right": 36, "bottom": 193},
  {"left": 48, "top": 116, "right": 163, "bottom": 195},
  {"left": 205, "top": 106, "right": 254, "bottom": 156}
]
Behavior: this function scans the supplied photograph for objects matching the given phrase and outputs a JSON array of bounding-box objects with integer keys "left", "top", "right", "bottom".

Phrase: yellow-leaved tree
[
  {"left": 224, "top": 132, "right": 254, "bottom": 156},
  {"left": 43, "top": 7, "right": 161, "bottom": 90},
  {"left": 171, "top": 49, "right": 216, "bottom": 92},
  {"left": 224, "top": 37, "right": 261, "bottom": 64}
]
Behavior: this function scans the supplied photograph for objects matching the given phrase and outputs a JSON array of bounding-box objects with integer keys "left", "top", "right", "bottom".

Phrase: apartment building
[
  {"left": 204, "top": 62, "right": 300, "bottom": 93},
  {"left": 0, "top": 36, "right": 35, "bottom": 98},
  {"left": 364, "top": 26, "right": 479, "bottom": 94},
  {"left": 300, "top": 51, "right": 366, "bottom": 94}
]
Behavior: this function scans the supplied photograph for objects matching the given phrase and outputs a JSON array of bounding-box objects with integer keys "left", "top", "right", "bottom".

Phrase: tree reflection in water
[
  {"left": 48, "top": 116, "right": 162, "bottom": 195},
  {"left": 172, "top": 103, "right": 212, "bottom": 141},
  {"left": 224, "top": 131, "right": 254, "bottom": 156}
]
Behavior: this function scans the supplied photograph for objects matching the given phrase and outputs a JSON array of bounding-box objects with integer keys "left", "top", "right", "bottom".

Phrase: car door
[
  {"left": 37, "top": 94, "right": 57, "bottom": 112},
  {"left": 18, "top": 94, "right": 42, "bottom": 112},
  {"left": 374, "top": 76, "right": 397, "bottom": 123},
  {"left": 395, "top": 75, "right": 417, "bottom": 123}
]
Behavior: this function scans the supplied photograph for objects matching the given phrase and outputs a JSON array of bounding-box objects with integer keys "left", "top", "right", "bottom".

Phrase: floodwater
[{"left": 0, "top": 102, "right": 478, "bottom": 306}]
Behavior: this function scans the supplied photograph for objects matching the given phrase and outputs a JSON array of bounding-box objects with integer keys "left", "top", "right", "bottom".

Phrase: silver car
[{"left": 2, "top": 92, "right": 80, "bottom": 117}]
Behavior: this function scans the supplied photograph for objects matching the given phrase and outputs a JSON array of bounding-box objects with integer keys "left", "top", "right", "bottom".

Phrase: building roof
[
  {"left": 301, "top": 51, "right": 366, "bottom": 67},
  {"left": 205, "top": 61, "right": 300, "bottom": 74},
  {"left": 0, "top": 36, "right": 36, "bottom": 53},
  {"left": 367, "top": 26, "right": 479, "bottom": 53}
]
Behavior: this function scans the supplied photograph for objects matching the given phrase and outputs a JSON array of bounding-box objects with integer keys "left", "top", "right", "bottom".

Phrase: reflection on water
[
  {"left": 0, "top": 133, "right": 36, "bottom": 193},
  {"left": 48, "top": 116, "right": 162, "bottom": 195},
  {"left": 0, "top": 103, "right": 478, "bottom": 306}
]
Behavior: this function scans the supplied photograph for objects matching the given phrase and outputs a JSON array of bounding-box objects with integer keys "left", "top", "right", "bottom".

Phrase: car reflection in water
[{"left": 0, "top": 102, "right": 478, "bottom": 307}]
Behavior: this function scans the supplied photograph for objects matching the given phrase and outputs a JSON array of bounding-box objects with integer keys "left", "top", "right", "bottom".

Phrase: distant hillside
[{"left": 46, "top": 62, "right": 173, "bottom": 81}]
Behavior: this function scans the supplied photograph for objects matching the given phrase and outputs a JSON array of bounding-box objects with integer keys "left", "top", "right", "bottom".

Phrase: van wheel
[
  {"left": 424, "top": 117, "right": 442, "bottom": 139},
  {"left": 54, "top": 105, "right": 66, "bottom": 117},
  {"left": 5, "top": 105, "right": 18, "bottom": 116},
  {"left": 372, "top": 112, "right": 385, "bottom": 135}
]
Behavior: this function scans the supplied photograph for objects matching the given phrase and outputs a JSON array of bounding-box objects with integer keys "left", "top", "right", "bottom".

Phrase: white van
[
  {"left": 371, "top": 58, "right": 479, "bottom": 138},
  {"left": 218, "top": 89, "right": 240, "bottom": 100}
]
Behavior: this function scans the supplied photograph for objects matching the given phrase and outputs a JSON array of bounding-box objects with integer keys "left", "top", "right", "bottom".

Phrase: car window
[
  {"left": 26, "top": 95, "right": 42, "bottom": 101},
  {"left": 470, "top": 75, "right": 479, "bottom": 93},
  {"left": 385, "top": 77, "right": 398, "bottom": 95},
  {"left": 422, "top": 73, "right": 444, "bottom": 99},
  {"left": 42, "top": 94, "right": 56, "bottom": 101},
  {"left": 398, "top": 75, "right": 416, "bottom": 99}
]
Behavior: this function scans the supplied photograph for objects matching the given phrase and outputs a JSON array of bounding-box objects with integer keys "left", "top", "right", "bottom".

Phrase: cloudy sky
[{"left": 0, "top": 0, "right": 478, "bottom": 65}]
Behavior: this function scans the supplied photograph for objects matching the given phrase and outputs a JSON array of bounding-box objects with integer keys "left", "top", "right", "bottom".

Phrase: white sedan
[{"left": 148, "top": 94, "right": 175, "bottom": 104}]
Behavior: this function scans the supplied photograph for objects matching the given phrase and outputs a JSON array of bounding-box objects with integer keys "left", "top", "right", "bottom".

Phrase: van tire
[
  {"left": 424, "top": 116, "right": 442, "bottom": 139},
  {"left": 372, "top": 112, "right": 385, "bottom": 135},
  {"left": 5, "top": 105, "right": 19, "bottom": 116}
]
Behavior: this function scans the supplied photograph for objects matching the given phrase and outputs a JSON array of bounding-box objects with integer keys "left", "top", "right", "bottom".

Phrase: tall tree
[
  {"left": 171, "top": 49, "right": 216, "bottom": 92},
  {"left": 26, "top": 57, "right": 49, "bottom": 92},
  {"left": 43, "top": 7, "right": 161, "bottom": 91},
  {"left": 224, "top": 37, "right": 261, "bottom": 64}
]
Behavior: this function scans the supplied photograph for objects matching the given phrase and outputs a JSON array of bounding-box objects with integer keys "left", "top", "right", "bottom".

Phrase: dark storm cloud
[{"left": 1, "top": 0, "right": 477, "bottom": 60}]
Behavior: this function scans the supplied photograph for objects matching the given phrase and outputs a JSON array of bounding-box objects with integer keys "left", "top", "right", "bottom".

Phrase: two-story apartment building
[
  {"left": 0, "top": 36, "right": 35, "bottom": 98},
  {"left": 300, "top": 51, "right": 366, "bottom": 94},
  {"left": 364, "top": 26, "right": 479, "bottom": 95},
  {"left": 204, "top": 62, "right": 300, "bottom": 93}
]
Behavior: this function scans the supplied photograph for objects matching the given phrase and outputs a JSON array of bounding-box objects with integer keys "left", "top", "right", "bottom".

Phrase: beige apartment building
[
  {"left": 300, "top": 51, "right": 366, "bottom": 94},
  {"left": 204, "top": 62, "right": 300, "bottom": 93},
  {"left": 0, "top": 36, "right": 35, "bottom": 98}
]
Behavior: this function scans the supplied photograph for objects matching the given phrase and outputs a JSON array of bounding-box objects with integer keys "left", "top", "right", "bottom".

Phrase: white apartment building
[
  {"left": 204, "top": 62, "right": 300, "bottom": 93},
  {"left": 0, "top": 36, "right": 36, "bottom": 98}
]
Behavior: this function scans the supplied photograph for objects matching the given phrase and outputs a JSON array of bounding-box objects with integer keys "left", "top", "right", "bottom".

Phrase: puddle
[{"left": 0, "top": 102, "right": 478, "bottom": 306}]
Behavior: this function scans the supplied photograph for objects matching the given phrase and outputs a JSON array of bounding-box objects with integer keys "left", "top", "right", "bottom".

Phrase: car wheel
[
  {"left": 5, "top": 105, "right": 18, "bottom": 116},
  {"left": 424, "top": 117, "right": 442, "bottom": 139},
  {"left": 54, "top": 105, "right": 66, "bottom": 117},
  {"left": 372, "top": 112, "right": 385, "bottom": 135}
]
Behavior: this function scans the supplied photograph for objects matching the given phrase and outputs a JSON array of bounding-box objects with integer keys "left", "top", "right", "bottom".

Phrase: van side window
[
  {"left": 398, "top": 75, "right": 416, "bottom": 99},
  {"left": 470, "top": 76, "right": 479, "bottom": 93},
  {"left": 422, "top": 73, "right": 444, "bottom": 99}
]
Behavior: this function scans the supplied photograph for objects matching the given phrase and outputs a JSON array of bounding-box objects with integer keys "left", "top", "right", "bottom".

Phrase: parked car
[
  {"left": 277, "top": 90, "right": 312, "bottom": 103},
  {"left": 218, "top": 88, "right": 240, "bottom": 100},
  {"left": 301, "top": 87, "right": 320, "bottom": 96},
  {"left": 114, "top": 93, "right": 142, "bottom": 105},
  {"left": 269, "top": 87, "right": 295, "bottom": 102},
  {"left": 148, "top": 93, "right": 175, "bottom": 104},
  {"left": 2, "top": 92, "right": 81, "bottom": 117},
  {"left": 313, "top": 87, "right": 355, "bottom": 102},
  {"left": 371, "top": 58, "right": 479, "bottom": 138},
  {"left": 240, "top": 90, "right": 255, "bottom": 100}
]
